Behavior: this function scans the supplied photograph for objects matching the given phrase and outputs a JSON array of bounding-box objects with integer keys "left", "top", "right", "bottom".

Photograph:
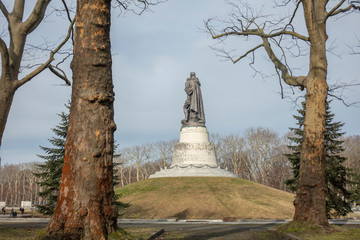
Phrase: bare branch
[
  {"left": 11, "top": 0, "right": 25, "bottom": 20},
  {"left": 327, "top": 1, "right": 360, "bottom": 19},
  {"left": 0, "top": 1, "right": 9, "bottom": 20},
  {"left": 328, "top": 80, "right": 360, "bottom": 107},
  {"left": 206, "top": 18, "right": 309, "bottom": 42},
  {"left": 22, "top": 0, "right": 51, "bottom": 34},
  {"left": 274, "top": 66, "right": 285, "bottom": 99},
  {"left": 345, "top": 35, "right": 360, "bottom": 55},
  {"left": 61, "top": 0, "right": 75, "bottom": 45},
  {"left": 326, "top": 0, "right": 346, "bottom": 19},
  {"left": 272, "top": 38, "right": 293, "bottom": 76},
  {"left": 115, "top": 0, "right": 128, "bottom": 10},
  {"left": 273, "top": 0, "right": 292, "bottom": 7},
  {"left": 113, "top": 0, "right": 166, "bottom": 16},
  {"left": 328, "top": 93, "right": 359, "bottom": 107},
  {"left": 0, "top": 37, "right": 10, "bottom": 78},
  {"left": 261, "top": 36, "right": 306, "bottom": 88},
  {"left": 232, "top": 44, "right": 264, "bottom": 63},
  {"left": 15, "top": 17, "right": 75, "bottom": 89},
  {"left": 206, "top": 14, "right": 307, "bottom": 89},
  {"left": 61, "top": 0, "right": 72, "bottom": 23},
  {"left": 48, "top": 65, "right": 71, "bottom": 86},
  {"left": 285, "top": 0, "right": 301, "bottom": 30}
]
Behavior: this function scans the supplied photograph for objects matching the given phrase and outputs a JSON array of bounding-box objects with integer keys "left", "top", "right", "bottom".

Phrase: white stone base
[
  {"left": 150, "top": 126, "right": 238, "bottom": 178},
  {"left": 171, "top": 127, "right": 217, "bottom": 167},
  {"left": 149, "top": 165, "right": 239, "bottom": 178}
]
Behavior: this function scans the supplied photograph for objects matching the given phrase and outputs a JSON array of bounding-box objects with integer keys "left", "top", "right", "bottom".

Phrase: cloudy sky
[{"left": 1, "top": 0, "right": 359, "bottom": 165}]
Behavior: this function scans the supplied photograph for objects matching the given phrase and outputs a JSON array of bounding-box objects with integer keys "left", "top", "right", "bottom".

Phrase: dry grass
[
  {"left": 116, "top": 177, "right": 295, "bottom": 219},
  {"left": 0, "top": 227, "right": 42, "bottom": 240},
  {"left": 276, "top": 221, "right": 360, "bottom": 240}
]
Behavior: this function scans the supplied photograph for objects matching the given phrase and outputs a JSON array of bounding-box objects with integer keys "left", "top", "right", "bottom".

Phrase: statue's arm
[{"left": 184, "top": 81, "right": 194, "bottom": 95}]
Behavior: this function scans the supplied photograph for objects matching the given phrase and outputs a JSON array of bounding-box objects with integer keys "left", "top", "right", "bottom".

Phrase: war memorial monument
[{"left": 150, "top": 72, "right": 238, "bottom": 178}]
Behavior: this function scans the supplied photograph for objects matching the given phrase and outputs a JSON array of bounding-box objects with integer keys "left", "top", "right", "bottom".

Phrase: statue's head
[{"left": 190, "top": 72, "right": 196, "bottom": 77}]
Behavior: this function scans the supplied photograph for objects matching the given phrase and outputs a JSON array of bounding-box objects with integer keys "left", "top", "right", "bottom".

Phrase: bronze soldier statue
[{"left": 181, "top": 72, "right": 205, "bottom": 127}]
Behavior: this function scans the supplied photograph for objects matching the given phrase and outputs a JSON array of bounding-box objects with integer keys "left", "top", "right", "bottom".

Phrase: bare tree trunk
[
  {"left": 0, "top": 76, "right": 15, "bottom": 145},
  {"left": 45, "top": 0, "right": 117, "bottom": 239},
  {"left": 293, "top": 0, "right": 329, "bottom": 227},
  {"left": 14, "top": 174, "right": 18, "bottom": 206},
  {"left": 120, "top": 165, "right": 124, "bottom": 187},
  {"left": 22, "top": 171, "right": 26, "bottom": 201}
]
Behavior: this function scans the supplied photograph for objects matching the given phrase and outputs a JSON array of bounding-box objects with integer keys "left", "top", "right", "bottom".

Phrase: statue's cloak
[{"left": 185, "top": 77, "right": 205, "bottom": 124}]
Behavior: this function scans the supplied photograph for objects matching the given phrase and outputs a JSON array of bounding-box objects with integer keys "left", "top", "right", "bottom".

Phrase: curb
[
  {"left": 0, "top": 218, "right": 50, "bottom": 223},
  {"left": 118, "top": 218, "right": 177, "bottom": 223},
  {"left": 118, "top": 219, "right": 292, "bottom": 224},
  {"left": 1, "top": 218, "right": 360, "bottom": 224}
]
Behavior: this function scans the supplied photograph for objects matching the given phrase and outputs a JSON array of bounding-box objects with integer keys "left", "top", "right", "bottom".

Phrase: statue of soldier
[{"left": 181, "top": 72, "right": 205, "bottom": 127}]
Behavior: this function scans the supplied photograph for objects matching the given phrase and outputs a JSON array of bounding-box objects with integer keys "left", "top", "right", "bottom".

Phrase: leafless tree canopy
[
  {"left": 205, "top": 0, "right": 360, "bottom": 98},
  {"left": 0, "top": 163, "right": 43, "bottom": 207},
  {"left": 0, "top": 0, "right": 75, "bottom": 146},
  {"left": 113, "top": 0, "right": 166, "bottom": 15}
]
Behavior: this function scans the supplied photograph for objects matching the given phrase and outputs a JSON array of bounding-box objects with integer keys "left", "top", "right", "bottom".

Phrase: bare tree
[
  {"left": 154, "top": 140, "right": 176, "bottom": 169},
  {"left": 343, "top": 135, "right": 360, "bottom": 173},
  {"left": 264, "top": 139, "right": 291, "bottom": 191},
  {"left": 216, "top": 133, "right": 248, "bottom": 177},
  {"left": 243, "top": 127, "right": 282, "bottom": 184},
  {"left": 206, "top": 0, "right": 360, "bottom": 227},
  {"left": 0, "top": 0, "right": 74, "bottom": 146},
  {"left": 0, "top": 162, "right": 41, "bottom": 206},
  {"left": 128, "top": 145, "right": 151, "bottom": 182}
]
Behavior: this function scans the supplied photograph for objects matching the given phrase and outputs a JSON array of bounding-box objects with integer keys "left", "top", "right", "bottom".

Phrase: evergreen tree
[
  {"left": 286, "top": 98, "right": 352, "bottom": 218},
  {"left": 112, "top": 146, "right": 130, "bottom": 214},
  {"left": 33, "top": 104, "right": 69, "bottom": 215},
  {"left": 34, "top": 103, "right": 128, "bottom": 215}
]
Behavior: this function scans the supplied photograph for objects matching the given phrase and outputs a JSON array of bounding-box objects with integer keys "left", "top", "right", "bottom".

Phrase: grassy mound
[{"left": 116, "top": 177, "right": 295, "bottom": 219}]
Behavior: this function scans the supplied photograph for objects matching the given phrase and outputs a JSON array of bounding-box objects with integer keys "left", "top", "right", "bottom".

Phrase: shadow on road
[{"left": 172, "top": 224, "right": 292, "bottom": 240}]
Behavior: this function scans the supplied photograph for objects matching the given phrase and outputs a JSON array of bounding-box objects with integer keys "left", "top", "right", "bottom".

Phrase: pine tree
[
  {"left": 286, "top": 98, "right": 352, "bottom": 218},
  {"left": 112, "top": 146, "right": 130, "bottom": 214},
  {"left": 34, "top": 103, "right": 128, "bottom": 216},
  {"left": 33, "top": 104, "right": 69, "bottom": 215}
]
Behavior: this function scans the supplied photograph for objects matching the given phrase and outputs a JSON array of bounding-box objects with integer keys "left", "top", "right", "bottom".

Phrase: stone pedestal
[
  {"left": 150, "top": 126, "right": 238, "bottom": 178},
  {"left": 171, "top": 127, "right": 217, "bottom": 167}
]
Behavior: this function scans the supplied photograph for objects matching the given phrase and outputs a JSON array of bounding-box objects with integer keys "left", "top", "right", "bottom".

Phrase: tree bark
[
  {"left": 293, "top": 0, "right": 329, "bottom": 227},
  {"left": 45, "top": 0, "right": 118, "bottom": 239},
  {"left": 0, "top": 37, "right": 15, "bottom": 146},
  {"left": 0, "top": 77, "right": 15, "bottom": 146}
]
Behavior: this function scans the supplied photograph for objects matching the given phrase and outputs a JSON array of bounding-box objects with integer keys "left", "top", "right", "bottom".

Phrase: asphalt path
[
  {"left": 0, "top": 221, "right": 277, "bottom": 240},
  {"left": 1, "top": 219, "right": 360, "bottom": 239},
  {"left": 120, "top": 223, "right": 278, "bottom": 240}
]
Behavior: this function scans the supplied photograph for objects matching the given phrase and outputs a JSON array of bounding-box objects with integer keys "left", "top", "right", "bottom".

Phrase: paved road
[
  {"left": 121, "top": 223, "right": 281, "bottom": 239},
  {"left": 0, "top": 221, "right": 277, "bottom": 240},
  {"left": 1, "top": 219, "right": 360, "bottom": 239}
]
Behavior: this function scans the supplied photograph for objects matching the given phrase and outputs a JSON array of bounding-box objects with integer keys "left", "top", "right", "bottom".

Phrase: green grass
[
  {"left": 0, "top": 227, "right": 42, "bottom": 240},
  {"left": 276, "top": 221, "right": 360, "bottom": 240},
  {"left": 1, "top": 224, "right": 360, "bottom": 240},
  {"left": 116, "top": 177, "right": 295, "bottom": 219},
  {"left": 0, "top": 227, "right": 185, "bottom": 240}
]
